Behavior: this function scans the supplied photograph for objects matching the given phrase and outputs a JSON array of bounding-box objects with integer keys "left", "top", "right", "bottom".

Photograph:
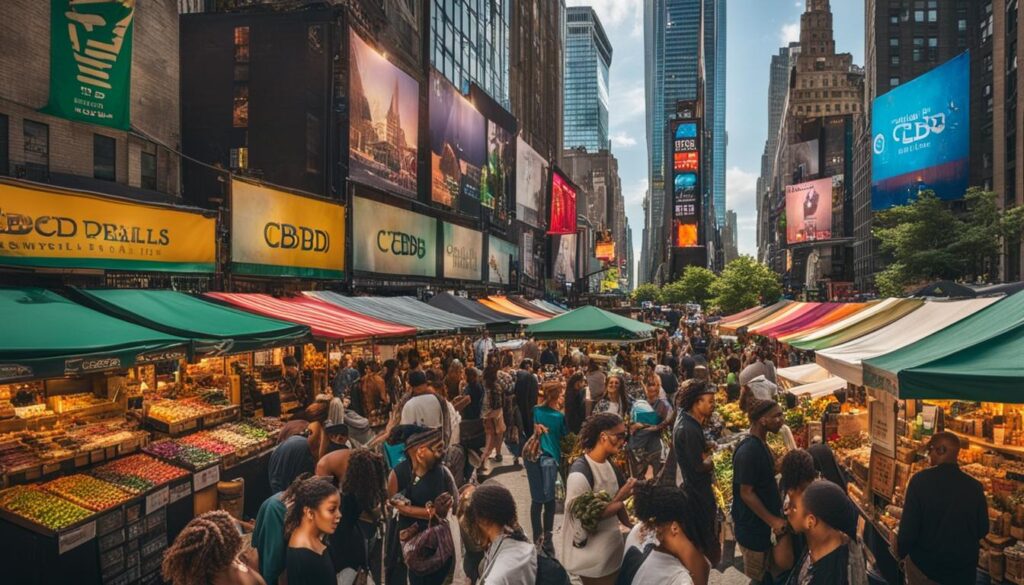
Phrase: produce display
[
  {"left": 144, "top": 439, "right": 220, "bottom": 469},
  {"left": 40, "top": 474, "right": 133, "bottom": 512},
  {"left": 0, "top": 485, "right": 93, "bottom": 531},
  {"left": 89, "top": 454, "right": 189, "bottom": 494},
  {"left": 178, "top": 433, "right": 235, "bottom": 455},
  {"left": 147, "top": 390, "right": 232, "bottom": 424},
  {"left": 49, "top": 392, "right": 110, "bottom": 414}
]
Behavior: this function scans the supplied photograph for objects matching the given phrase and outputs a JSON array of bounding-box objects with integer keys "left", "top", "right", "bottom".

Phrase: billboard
[
  {"left": 487, "top": 235, "right": 518, "bottom": 285},
  {"left": 0, "top": 180, "right": 214, "bottom": 273},
  {"left": 872, "top": 52, "right": 970, "bottom": 210},
  {"left": 352, "top": 196, "right": 437, "bottom": 277},
  {"left": 670, "top": 119, "right": 701, "bottom": 249},
  {"left": 674, "top": 221, "right": 699, "bottom": 247},
  {"left": 548, "top": 168, "right": 577, "bottom": 235},
  {"left": 348, "top": 31, "right": 419, "bottom": 198},
  {"left": 520, "top": 230, "right": 537, "bottom": 279},
  {"left": 442, "top": 222, "right": 482, "bottom": 281},
  {"left": 44, "top": 1, "right": 134, "bottom": 130},
  {"left": 231, "top": 180, "right": 345, "bottom": 278},
  {"left": 553, "top": 234, "right": 577, "bottom": 283},
  {"left": 429, "top": 71, "right": 486, "bottom": 208},
  {"left": 595, "top": 241, "right": 615, "bottom": 262},
  {"left": 791, "top": 139, "right": 820, "bottom": 180},
  {"left": 785, "top": 177, "right": 834, "bottom": 244},
  {"left": 516, "top": 137, "right": 548, "bottom": 228},
  {"left": 481, "top": 121, "right": 514, "bottom": 218}
]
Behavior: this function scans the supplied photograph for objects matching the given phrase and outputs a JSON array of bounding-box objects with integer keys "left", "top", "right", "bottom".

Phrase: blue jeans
[{"left": 525, "top": 454, "right": 558, "bottom": 503}]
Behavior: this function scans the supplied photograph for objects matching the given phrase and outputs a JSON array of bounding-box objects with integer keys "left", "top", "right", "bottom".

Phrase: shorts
[
  {"left": 525, "top": 454, "right": 558, "bottom": 503},
  {"left": 739, "top": 544, "right": 777, "bottom": 582}
]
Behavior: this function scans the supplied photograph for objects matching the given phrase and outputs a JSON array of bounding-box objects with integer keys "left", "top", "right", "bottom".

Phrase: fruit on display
[
  {"left": 0, "top": 439, "right": 43, "bottom": 473},
  {"left": 716, "top": 402, "right": 746, "bottom": 430},
  {"left": 145, "top": 440, "right": 219, "bottom": 469},
  {"left": 0, "top": 485, "right": 93, "bottom": 531},
  {"left": 178, "top": 433, "right": 235, "bottom": 455},
  {"left": 147, "top": 391, "right": 232, "bottom": 424},
  {"left": 90, "top": 454, "right": 189, "bottom": 493},
  {"left": 89, "top": 470, "right": 153, "bottom": 495},
  {"left": 40, "top": 474, "right": 133, "bottom": 512}
]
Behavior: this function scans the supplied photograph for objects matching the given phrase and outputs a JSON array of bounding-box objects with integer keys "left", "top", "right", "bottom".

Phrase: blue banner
[{"left": 871, "top": 52, "right": 970, "bottom": 210}]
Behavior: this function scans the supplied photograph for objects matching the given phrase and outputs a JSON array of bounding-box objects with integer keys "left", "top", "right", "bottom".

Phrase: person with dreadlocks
[
  {"left": 671, "top": 379, "right": 720, "bottom": 566},
  {"left": 465, "top": 483, "right": 537, "bottom": 585},
  {"left": 162, "top": 510, "right": 265, "bottom": 585},
  {"left": 285, "top": 476, "right": 342, "bottom": 585},
  {"left": 332, "top": 448, "right": 388, "bottom": 584}
]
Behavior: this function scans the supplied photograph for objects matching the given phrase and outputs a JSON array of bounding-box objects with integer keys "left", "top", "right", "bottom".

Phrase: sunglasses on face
[{"left": 604, "top": 431, "right": 627, "bottom": 441}]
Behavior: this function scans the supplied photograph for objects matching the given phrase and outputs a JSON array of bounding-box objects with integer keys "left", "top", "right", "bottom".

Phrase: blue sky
[{"left": 566, "top": 0, "right": 864, "bottom": 273}]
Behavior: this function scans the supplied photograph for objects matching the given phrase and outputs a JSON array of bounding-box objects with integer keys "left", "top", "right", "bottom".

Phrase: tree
[
  {"left": 710, "top": 256, "right": 782, "bottom": 315},
  {"left": 662, "top": 266, "right": 718, "bottom": 305},
  {"left": 630, "top": 283, "right": 662, "bottom": 304}
]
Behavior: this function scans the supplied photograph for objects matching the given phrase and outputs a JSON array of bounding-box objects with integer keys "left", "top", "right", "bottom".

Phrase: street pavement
[{"left": 455, "top": 446, "right": 749, "bottom": 585}]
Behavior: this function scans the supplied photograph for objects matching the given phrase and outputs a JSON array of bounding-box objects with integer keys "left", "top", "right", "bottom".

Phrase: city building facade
[
  {"left": 564, "top": 6, "right": 612, "bottom": 153},
  {"left": 429, "top": 0, "right": 510, "bottom": 107}
]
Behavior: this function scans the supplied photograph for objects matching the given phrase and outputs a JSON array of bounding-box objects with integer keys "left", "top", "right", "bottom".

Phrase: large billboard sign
[
  {"left": 548, "top": 168, "right": 577, "bottom": 235},
  {"left": 481, "top": 121, "right": 514, "bottom": 219},
  {"left": 348, "top": 31, "right": 419, "bottom": 198},
  {"left": 785, "top": 177, "right": 834, "bottom": 244},
  {"left": 553, "top": 234, "right": 577, "bottom": 283},
  {"left": 871, "top": 52, "right": 970, "bottom": 210},
  {"left": 352, "top": 196, "right": 437, "bottom": 277},
  {"left": 515, "top": 137, "right": 548, "bottom": 229},
  {"left": 442, "top": 222, "right": 482, "bottom": 281},
  {"left": 487, "top": 235, "right": 518, "bottom": 285},
  {"left": 670, "top": 120, "right": 701, "bottom": 247},
  {"left": 429, "top": 71, "right": 486, "bottom": 209}
]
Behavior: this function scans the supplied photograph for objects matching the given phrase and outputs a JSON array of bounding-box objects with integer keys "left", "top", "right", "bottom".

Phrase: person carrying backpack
[{"left": 559, "top": 413, "right": 636, "bottom": 585}]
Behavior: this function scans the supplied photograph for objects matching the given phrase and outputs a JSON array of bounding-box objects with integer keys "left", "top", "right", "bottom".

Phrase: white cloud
[
  {"left": 610, "top": 131, "right": 638, "bottom": 148},
  {"left": 609, "top": 84, "right": 646, "bottom": 125},
  {"left": 624, "top": 177, "right": 648, "bottom": 206},
  {"left": 780, "top": 21, "right": 800, "bottom": 45},
  {"left": 567, "top": 0, "right": 643, "bottom": 35}
]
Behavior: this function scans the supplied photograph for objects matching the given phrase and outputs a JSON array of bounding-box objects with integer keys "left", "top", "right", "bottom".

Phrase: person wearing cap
[
  {"left": 897, "top": 431, "right": 988, "bottom": 585},
  {"left": 400, "top": 369, "right": 445, "bottom": 430},
  {"left": 672, "top": 379, "right": 721, "bottom": 565},
  {"left": 732, "top": 396, "right": 787, "bottom": 584},
  {"left": 785, "top": 479, "right": 864, "bottom": 585},
  {"left": 386, "top": 425, "right": 459, "bottom": 585}
]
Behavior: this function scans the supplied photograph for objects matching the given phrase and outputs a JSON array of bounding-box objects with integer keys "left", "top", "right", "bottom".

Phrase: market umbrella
[
  {"left": 816, "top": 298, "right": 1001, "bottom": 387},
  {"left": 70, "top": 288, "right": 311, "bottom": 355},
  {"left": 863, "top": 291, "right": 1024, "bottom": 400},
  {"left": 911, "top": 280, "right": 979, "bottom": 298},
  {"left": 526, "top": 305, "right": 656, "bottom": 342},
  {"left": 0, "top": 288, "right": 190, "bottom": 380}
]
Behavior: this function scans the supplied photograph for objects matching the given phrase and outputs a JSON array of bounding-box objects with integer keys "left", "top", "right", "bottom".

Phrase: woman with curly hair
[
  {"left": 162, "top": 510, "right": 265, "bottom": 585},
  {"left": 332, "top": 449, "right": 388, "bottom": 583},
  {"left": 625, "top": 481, "right": 712, "bottom": 585},
  {"left": 465, "top": 483, "right": 537, "bottom": 585},
  {"left": 593, "top": 374, "right": 630, "bottom": 417},
  {"left": 285, "top": 476, "right": 342, "bottom": 585}
]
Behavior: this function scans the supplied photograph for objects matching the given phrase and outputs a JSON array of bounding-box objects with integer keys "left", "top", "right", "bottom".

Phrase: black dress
[
  {"left": 386, "top": 460, "right": 454, "bottom": 585},
  {"left": 286, "top": 546, "right": 336, "bottom": 585}
]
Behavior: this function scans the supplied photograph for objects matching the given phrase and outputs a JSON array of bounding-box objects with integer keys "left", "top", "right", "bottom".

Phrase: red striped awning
[{"left": 204, "top": 293, "right": 415, "bottom": 342}]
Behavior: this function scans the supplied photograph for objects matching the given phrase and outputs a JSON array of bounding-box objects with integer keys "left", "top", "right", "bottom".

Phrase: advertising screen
[
  {"left": 352, "top": 196, "right": 437, "bottom": 277},
  {"left": 442, "top": 222, "right": 482, "bottom": 281},
  {"left": 674, "top": 221, "right": 698, "bottom": 248},
  {"left": 520, "top": 230, "right": 536, "bottom": 279},
  {"left": 516, "top": 137, "right": 548, "bottom": 229},
  {"left": 487, "top": 235, "right": 518, "bottom": 285},
  {"left": 595, "top": 241, "right": 615, "bottom": 262},
  {"left": 871, "top": 52, "right": 970, "bottom": 209},
  {"left": 548, "top": 168, "right": 577, "bottom": 235},
  {"left": 785, "top": 177, "right": 834, "bottom": 244},
  {"left": 481, "top": 121, "right": 514, "bottom": 218},
  {"left": 791, "top": 139, "right": 820, "bottom": 180},
  {"left": 429, "top": 71, "right": 486, "bottom": 208},
  {"left": 348, "top": 31, "right": 419, "bottom": 198},
  {"left": 674, "top": 151, "right": 699, "bottom": 172},
  {"left": 553, "top": 234, "right": 577, "bottom": 283}
]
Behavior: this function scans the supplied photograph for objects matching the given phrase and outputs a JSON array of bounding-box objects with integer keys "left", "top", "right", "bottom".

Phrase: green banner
[{"left": 44, "top": 0, "right": 135, "bottom": 130}]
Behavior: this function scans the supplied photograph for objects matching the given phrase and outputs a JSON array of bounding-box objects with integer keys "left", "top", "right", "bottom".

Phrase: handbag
[
  {"left": 459, "top": 418, "right": 486, "bottom": 450},
  {"left": 400, "top": 516, "right": 455, "bottom": 576},
  {"left": 522, "top": 431, "right": 541, "bottom": 463}
]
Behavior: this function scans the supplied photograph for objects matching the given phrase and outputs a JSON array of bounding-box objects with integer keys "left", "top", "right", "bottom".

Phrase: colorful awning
[
  {"left": 816, "top": 298, "right": 1001, "bottom": 387},
  {"left": 507, "top": 296, "right": 556, "bottom": 317},
  {"left": 480, "top": 296, "right": 549, "bottom": 320},
  {"left": 717, "top": 300, "right": 793, "bottom": 334},
  {"left": 305, "top": 292, "right": 483, "bottom": 335},
  {"left": 205, "top": 293, "right": 415, "bottom": 342},
  {"left": 783, "top": 298, "right": 923, "bottom": 350},
  {"left": 747, "top": 302, "right": 816, "bottom": 335},
  {"left": 774, "top": 303, "right": 869, "bottom": 343},
  {"left": 532, "top": 300, "right": 567, "bottom": 314},
  {"left": 426, "top": 293, "right": 521, "bottom": 327}
]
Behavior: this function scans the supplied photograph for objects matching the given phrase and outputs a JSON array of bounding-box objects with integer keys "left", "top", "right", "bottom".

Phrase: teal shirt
[
  {"left": 252, "top": 492, "right": 287, "bottom": 585},
  {"left": 533, "top": 405, "right": 567, "bottom": 460}
]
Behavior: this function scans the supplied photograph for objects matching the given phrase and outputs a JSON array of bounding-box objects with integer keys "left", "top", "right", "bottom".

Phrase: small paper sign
[
  {"left": 193, "top": 465, "right": 220, "bottom": 491},
  {"left": 168, "top": 481, "right": 191, "bottom": 504},
  {"left": 59, "top": 520, "right": 97, "bottom": 555},
  {"left": 146, "top": 486, "right": 169, "bottom": 514}
]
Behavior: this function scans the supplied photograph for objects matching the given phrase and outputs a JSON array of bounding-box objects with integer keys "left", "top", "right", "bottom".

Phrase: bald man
[{"left": 897, "top": 432, "right": 988, "bottom": 585}]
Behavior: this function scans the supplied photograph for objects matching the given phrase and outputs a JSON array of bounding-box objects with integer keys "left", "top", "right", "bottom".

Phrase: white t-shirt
[
  {"left": 631, "top": 549, "right": 695, "bottom": 585},
  {"left": 559, "top": 454, "right": 624, "bottom": 578},
  {"left": 401, "top": 394, "right": 444, "bottom": 428},
  {"left": 480, "top": 535, "right": 537, "bottom": 585}
]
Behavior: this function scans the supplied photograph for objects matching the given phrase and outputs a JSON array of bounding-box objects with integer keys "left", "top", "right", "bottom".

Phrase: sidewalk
[{"left": 458, "top": 447, "right": 749, "bottom": 585}]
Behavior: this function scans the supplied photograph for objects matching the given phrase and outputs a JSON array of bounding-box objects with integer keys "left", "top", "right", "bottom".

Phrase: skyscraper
[
  {"left": 757, "top": 42, "right": 799, "bottom": 258},
  {"left": 711, "top": 0, "right": 727, "bottom": 228},
  {"left": 429, "top": 0, "right": 510, "bottom": 107},
  {"left": 563, "top": 6, "right": 613, "bottom": 152},
  {"left": 643, "top": 0, "right": 723, "bottom": 282}
]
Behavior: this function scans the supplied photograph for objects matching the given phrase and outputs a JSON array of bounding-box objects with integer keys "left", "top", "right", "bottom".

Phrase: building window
[
  {"left": 890, "top": 77, "right": 900, "bottom": 87},
  {"left": 959, "top": 18, "right": 968, "bottom": 31},
  {"left": 914, "top": 10, "right": 924, "bottom": 21},
  {"left": 93, "top": 134, "right": 115, "bottom": 181},
  {"left": 23, "top": 120, "right": 49, "bottom": 179},
  {"left": 890, "top": 14, "right": 899, "bottom": 24},
  {"left": 889, "top": 37, "right": 899, "bottom": 47},
  {"left": 928, "top": 37, "right": 938, "bottom": 47},
  {"left": 891, "top": 54, "right": 901, "bottom": 65},
  {"left": 305, "top": 113, "right": 320, "bottom": 173},
  {"left": 233, "top": 85, "right": 248, "bottom": 128},
  {"left": 141, "top": 144, "right": 157, "bottom": 191},
  {"left": 0, "top": 114, "right": 7, "bottom": 176},
  {"left": 234, "top": 27, "right": 250, "bottom": 62}
]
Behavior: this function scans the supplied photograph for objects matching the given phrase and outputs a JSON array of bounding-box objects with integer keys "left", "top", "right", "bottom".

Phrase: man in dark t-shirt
[
  {"left": 673, "top": 380, "right": 720, "bottom": 565},
  {"left": 788, "top": 479, "right": 858, "bottom": 585}
]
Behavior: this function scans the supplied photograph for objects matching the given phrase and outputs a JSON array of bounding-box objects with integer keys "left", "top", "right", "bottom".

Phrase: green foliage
[
  {"left": 662, "top": 266, "right": 718, "bottom": 305},
  {"left": 630, "top": 283, "right": 662, "bottom": 304},
  {"left": 874, "top": 263, "right": 910, "bottom": 297},
  {"left": 710, "top": 256, "right": 782, "bottom": 314}
]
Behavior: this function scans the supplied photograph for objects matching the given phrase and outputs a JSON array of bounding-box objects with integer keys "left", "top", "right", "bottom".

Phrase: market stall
[
  {"left": 305, "top": 292, "right": 484, "bottom": 336},
  {"left": 479, "top": 295, "right": 551, "bottom": 320},
  {"left": 426, "top": 292, "right": 522, "bottom": 334},
  {"left": 776, "top": 362, "right": 833, "bottom": 389},
  {"left": 531, "top": 299, "right": 568, "bottom": 315},
  {"left": 526, "top": 306, "right": 655, "bottom": 342},
  {"left": 717, "top": 300, "right": 793, "bottom": 335},
  {"left": 782, "top": 298, "right": 924, "bottom": 351}
]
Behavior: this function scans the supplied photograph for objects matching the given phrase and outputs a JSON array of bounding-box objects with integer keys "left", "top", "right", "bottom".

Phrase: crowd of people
[{"left": 157, "top": 312, "right": 990, "bottom": 585}]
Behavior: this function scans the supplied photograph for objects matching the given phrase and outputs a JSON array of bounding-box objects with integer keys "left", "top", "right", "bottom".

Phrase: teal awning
[
  {"left": 526, "top": 305, "right": 656, "bottom": 342},
  {"left": 0, "top": 288, "right": 190, "bottom": 382},
  {"left": 70, "top": 288, "right": 312, "bottom": 355}
]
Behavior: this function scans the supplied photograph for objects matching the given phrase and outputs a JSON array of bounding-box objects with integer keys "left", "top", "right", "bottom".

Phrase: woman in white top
[
  {"left": 560, "top": 413, "right": 636, "bottom": 585},
  {"left": 627, "top": 481, "right": 713, "bottom": 585},
  {"left": 465, "top": 483, "right": 537, "bottom": 585}
]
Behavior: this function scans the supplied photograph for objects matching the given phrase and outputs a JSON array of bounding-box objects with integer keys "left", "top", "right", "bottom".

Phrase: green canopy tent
[
  {"left": 863, "top": 291, "right": 1024, "bottom": 401},
  {"left": 0, "top": 288, "right": 191, "bottom": 382},
  {"left": 69, "top": 288, "right": 312, "bottom": 355},
  {"left": 526, "top": 305, "right": 657, "bottom": 342}
]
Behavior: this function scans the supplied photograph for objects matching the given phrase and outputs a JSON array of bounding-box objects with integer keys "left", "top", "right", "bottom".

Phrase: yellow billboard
[
  {"left": 231, "top": 180, "right": 346, "bottom": 278},
  {"left": 0, "top": 179, "right": 215, "bottom": 272}
]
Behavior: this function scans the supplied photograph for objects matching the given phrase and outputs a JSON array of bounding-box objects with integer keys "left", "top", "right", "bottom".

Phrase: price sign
[
  {"left": 59, "top": 520, "right": 97, "bottom": 555},
  {"left": 146, "top": 486, "right": 169, "bottom": 514},
  {"left": 870, "top": 394, "right": 897, "bottom": 457},
  {"left": 168, "top": 481, "right": 191, "bottom": 504},
  {"left": 193, "top": 465, "right": 220, "bottom": 491},
  {"left": 870, "top": 450, "right": 897, "bottom": 500}
]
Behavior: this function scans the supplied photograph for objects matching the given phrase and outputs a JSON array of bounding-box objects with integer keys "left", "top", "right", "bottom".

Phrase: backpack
[
  {"left": 615, "top": 543, "right": 655, "bottom": 585},
  {"left": 569, "top": 456, "right": 626, "bottom": 491},
  {"left": 536, "top": 553, "right": 571, "bottom": 585}
]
